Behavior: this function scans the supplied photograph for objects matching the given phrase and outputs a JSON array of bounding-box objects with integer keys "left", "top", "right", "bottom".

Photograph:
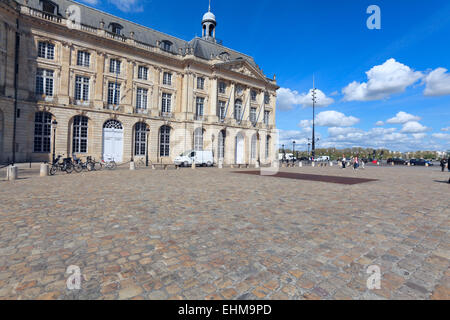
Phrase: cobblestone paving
[{"left": 0, "top": 165, "right": 449, "bottom": 300}]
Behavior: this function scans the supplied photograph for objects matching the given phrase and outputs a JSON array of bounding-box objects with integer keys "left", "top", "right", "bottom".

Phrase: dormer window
[
  {"left": 109, "top": 23, "right": 123, "bottom": 35},
  {"left": 218, "top": 52, "right": 230, "bottom": 61},
  {"left": 41, "top": 0, "right": 57, "bottom": 15},
  {"left": 161, "top": 40, "right": 173, "bottom": 52}
]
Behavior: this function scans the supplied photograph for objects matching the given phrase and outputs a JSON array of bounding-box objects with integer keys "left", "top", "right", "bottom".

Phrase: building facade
[{"left": 0, "top": 0, "right": 279, "bottom": 165}]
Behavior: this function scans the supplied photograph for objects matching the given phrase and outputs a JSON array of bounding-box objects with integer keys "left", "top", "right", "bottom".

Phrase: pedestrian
[
  {"left": 353, "top": 156, "right": 359, "bottom": 170},
  {"left": 342, "top": 155, "right": 346, "bottom": 169},
  {"left": 440, "top": 158, "right": 446, "bottom": 172}
]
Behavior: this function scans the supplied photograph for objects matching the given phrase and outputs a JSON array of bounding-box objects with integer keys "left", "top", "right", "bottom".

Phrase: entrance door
[
  {"left": 103, "top": 120, "right": 123, "bottom": 162},
  {"left": 235, "top": 133, "right": 244, "bottom": 164}
]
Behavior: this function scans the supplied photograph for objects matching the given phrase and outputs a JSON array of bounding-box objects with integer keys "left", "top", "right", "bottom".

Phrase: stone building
[{"left": 0, "top": 0, "right": 279, "bottom": 165}]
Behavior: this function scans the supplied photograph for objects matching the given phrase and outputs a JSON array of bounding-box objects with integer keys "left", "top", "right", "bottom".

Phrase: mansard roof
[{"left": 16, "top": 0, "right": 259, "bottom": 69}]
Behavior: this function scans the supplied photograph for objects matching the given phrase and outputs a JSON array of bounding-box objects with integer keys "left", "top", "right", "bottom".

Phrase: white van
[
  {"left": 174, "top": 150, "right": 214, "bottom": 167},
  {"left": 315, "top": 156, "right": 330, "bottom": 162}
]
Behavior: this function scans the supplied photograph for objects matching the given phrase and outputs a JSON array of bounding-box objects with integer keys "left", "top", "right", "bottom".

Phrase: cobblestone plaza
[{"left": 0, "top": 165, "right": 448, "bottom": 300}]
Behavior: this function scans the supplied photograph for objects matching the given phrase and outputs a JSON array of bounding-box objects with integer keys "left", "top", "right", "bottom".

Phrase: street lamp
[
  {"left": 145, "top": 127, "right": 150, "bottom": 167},
  {"left": 292, "top": 141, "right": 296, "bottom": 161},
  {"left": 307, "top": 142, "right": 311, "bottom": 158},
  {"left": 282, "top": 144, "right": 286, "bottom": 162},
  {"left": 52, "top": 120, "right": 58, "bottom": 163}
]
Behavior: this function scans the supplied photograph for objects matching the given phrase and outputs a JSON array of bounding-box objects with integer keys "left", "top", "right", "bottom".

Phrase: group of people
[{"left": 341, "top": 155, "right": 364, "bottom": 170}]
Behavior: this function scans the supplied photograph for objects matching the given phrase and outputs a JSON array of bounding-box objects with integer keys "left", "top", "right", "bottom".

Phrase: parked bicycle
[
  {"left": 49, "top": 155, "right": 74, "bottom": 175},
  {"left": 73, "top": 154, "right": 91, "bottom": 172},
  {"left": 100, "top": 155, "right": 117, "bottom": 170}
]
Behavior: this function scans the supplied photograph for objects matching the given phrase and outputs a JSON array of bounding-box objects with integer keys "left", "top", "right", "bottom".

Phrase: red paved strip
[{"left": 233, "top": 171, "right": 378, "bottom": 185}]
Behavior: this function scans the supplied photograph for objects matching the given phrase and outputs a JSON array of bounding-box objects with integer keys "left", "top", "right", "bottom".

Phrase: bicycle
[
  {"left": 101, "top": 155, "right": 117, "bottom": 170},
  {"left": 49, "top": 155, "right": 74, "bottom": 175},
  {"left": 73, "top": 154, "right": 90, "bottom": 172}
]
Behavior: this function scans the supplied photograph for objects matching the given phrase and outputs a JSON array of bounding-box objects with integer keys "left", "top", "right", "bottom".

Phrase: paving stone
[{"left": 0, "top": 166, "right": 447, "bottom": 300}]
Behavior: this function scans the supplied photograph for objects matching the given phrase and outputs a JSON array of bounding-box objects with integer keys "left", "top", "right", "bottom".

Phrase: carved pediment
[{"left": 215, "top": 60, "right": 265, "bottom": 81}]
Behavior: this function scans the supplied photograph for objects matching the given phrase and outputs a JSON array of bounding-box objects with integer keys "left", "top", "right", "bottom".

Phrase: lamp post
[
  {"left": 52, "top": 120, "right": 58, "bottom": 163},
  {"left": 292, "top": 141, "right": 296, "bottom": 161},
  {"left": 307, "top": 142, "right": 311, "bottom": 158},
  {"left": 146, "top": 127, "right": 150, "bottom": 167},
  {"left": 282, "top": 144, "right": 286, "bottom": 163}
]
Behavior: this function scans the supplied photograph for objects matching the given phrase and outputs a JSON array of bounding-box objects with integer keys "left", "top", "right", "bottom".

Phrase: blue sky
[{"left": 79, "top": 0, "right": 450, "bottom": 152}]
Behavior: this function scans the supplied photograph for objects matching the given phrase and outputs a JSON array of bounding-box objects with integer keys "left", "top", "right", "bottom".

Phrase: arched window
[
  {"left": 194, "top": 128, "right": 203, "bottom": 151},
  {"left": 160, "top": 126, "right": 170, "bottom": 157},
  {"left": 73, "top": 115, "right": 88, "bottom": 154},
  {"left": 218, "top": 130, "right": 225, "bottom": 159},
  {"left": 103, "top": 120, "right": 123, "bottom": 129},
  {"left": 234, "top": 99, "right": 242, "bottom": 121},
  {"left": 134, "top": 122, "right": 148, "bottom": 156},
  {"left": 265, "top": 135, "right": 271, "bottom": 159},
  {"left": 251, "top": 134, "right": 257, "bottom": 160},
  {"left": 33, "top": 112, "right": 52, "bottom": 153}
]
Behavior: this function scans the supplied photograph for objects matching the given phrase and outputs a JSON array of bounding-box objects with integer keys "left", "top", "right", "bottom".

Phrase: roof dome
[{"left": 202, "top": 11, "right": 216, "bottom": 23}]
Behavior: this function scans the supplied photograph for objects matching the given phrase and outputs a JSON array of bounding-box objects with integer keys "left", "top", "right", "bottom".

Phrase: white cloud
[
  {"left": 80, "top": 0, "right": 99, "bottom": 4},
  {"left": 327, "top": 127, "right": 356, "bottom": 137},
  {"left": 386, "top": 111, "right": 421, "bottom": 124},
  {"left": 298, "top": 111, "right": 359, "bottom": 129},
  {"left": 432, "top": 133, "right": 450, "bottom": 140},
  {"left": 342, "top": 58, "right": 423, "bottom": 101},
  {"left": 400, "top": 121, "right": 429, "bottom": 133},
  {"left": 375, "top": 121, "right": 384, "bottom": 126},
  {"left": 423, "top": 68, "right": 450, "bottom": 96},
  {"left": 412, "top": 133, "right": 427, "bottom": 140},
  {"left": 298, "top": 120, "right": 312, "bottom": 128},
  {"left": 278, "top": 129, "right": 316, "bottom": 148},
  {"left": 277, "top": 88, "right": 334, "bottom": 110},
  {"left": 442, "top": 127, "right": 450, "bottom": 132},
  {"left": 109, "top": 0, "right": 144, "bottom": 12},
  {"left": 315, "top": 111, "right": 360, "bottom": 127}
]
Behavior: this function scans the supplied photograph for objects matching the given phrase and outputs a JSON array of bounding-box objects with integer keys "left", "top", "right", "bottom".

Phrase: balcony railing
[{"left": 160, "top": 111, "right": 173, "bottom": 119}]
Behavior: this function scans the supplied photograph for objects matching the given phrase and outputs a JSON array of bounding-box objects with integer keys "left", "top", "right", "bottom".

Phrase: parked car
[
  {"left": 410, "top": 159, "right": 434, "bottom": 166},
  {"left": 387, "top": 158, "right": 407, "bottom": 165},
  {"left": 174, "top": 150, "right": 214, "bottom": 167}
]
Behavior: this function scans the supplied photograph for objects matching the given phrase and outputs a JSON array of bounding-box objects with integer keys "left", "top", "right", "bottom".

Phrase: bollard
[
  {"left": 7, "top": 165, "right": 18, "bottom": 181},
  {"left": 40, "top": 163, "right": 49, "bottom": 177},
  {"left": 254, "top": 161, "right": 259, "bottom": 169},
  {"left": 391, "top": 162, "right": 394, "bottom": 166},
  {"left": 218, "top": 160, "right": 223, "bottom": 169},
  {"left": 130, "top": 162, "right": 136, "bottom": 171},
  {"left": 191, "top": 161, "right": 196, "bottom": 169},
  {"left": 330, "top": 161, "right": 333, "bottom": 167},
  {"left": 299, "top": 161, "right": 303, "bottom": 168},
  {"left": 151, "top": 164, "right": 156, "bottom": 170},
  {"left": 312, "top": 162, "right": 315, "bottom": 167},
  {"left": 407, "top": 162, "right": 410, "bottom": 166},
  {"left": 425, "top": 163, "right": 429, "bottom": 167}
]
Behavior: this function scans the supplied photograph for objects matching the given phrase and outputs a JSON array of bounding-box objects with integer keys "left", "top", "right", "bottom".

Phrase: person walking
[
  {"left": 342, "top": 155, "right": 346, "bottom": 169},
  {"left": 440, "top": 158, "right": 447, "bottom": 172},
  {"left": 353, "top": 156, "right": 359, "bottom": 170}
]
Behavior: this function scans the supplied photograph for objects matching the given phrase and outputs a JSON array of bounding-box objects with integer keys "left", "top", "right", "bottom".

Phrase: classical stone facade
[{"left": 0, "top": 0, "right": 279, "bottom": 165}]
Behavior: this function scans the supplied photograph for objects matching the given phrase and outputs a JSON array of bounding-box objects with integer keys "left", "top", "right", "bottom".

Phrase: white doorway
[
  {"left": 103, "top": 120, "right": 123, "bottom": 162},
  {"left": 235, "top": 133, "right": 245, "bottom": 164}
]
